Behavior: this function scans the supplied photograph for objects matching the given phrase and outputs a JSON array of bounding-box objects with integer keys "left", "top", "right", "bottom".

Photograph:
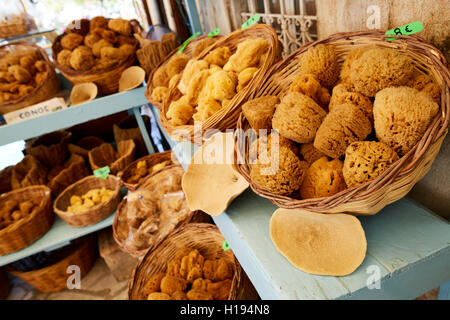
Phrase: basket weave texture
[
  {"left": 0, "top": 41, "right": 60, "bottom": 115},
  {"left": 53, "top": 175, "right": 121, "bottom": 227},
  {"left": 128, "top": 223, "right": 258, "bottom": 300},
  {"left": 0, "top": 185, "right": 54, "bottom": 256},
  {"left": 159, "top": 24, "right": 282, "bottom": 143},
  {"left": 236, "top": 31, "right": 449, "bottom": 215}
]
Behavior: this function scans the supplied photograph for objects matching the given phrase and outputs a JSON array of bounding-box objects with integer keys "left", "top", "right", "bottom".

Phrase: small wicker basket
[
  {"left": 236, "top": 31, "right": 449, "bottom": 215},
  {"left": 118, "top": 150, "right": 175, "bottom": 191},
  {"left": 0, "top": 185, "right": 54, "bottom": 256},
  {"left": 7, "top": 235, "right": 96, "bottom": 293},
  {"left": 25, "top": 130, "right": 72, "bottom": 168},
  {"left": 53, "top": 175, "right": 121, "bottom": 227},
  {"left": 0, "top": 268, "right": 10, "bottom": 299},
  {"left": 159, "top": 24, "right": 282, "bottom": 144},
  {"left": 128, "top": 223, "right": 258, "bottom": 300},
  {"left": 0, "top": 42, "right": 60, "bottom": 115}
]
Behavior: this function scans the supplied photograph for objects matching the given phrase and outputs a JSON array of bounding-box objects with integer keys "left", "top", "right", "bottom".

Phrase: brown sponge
[
  {"left": 343, "top": 141, "right": 399, "bottom": 187},
  {"left": 373, "top": 86, "right": 439, "bottom": 155},
  {"left": 272, "top": 92, "right": 327, "bottom": 143},
  {"left": 288, "top": 74, "right": 330, "bottom": 110},
  {"left": 299, "top": 44, "right": 339, "bottom": 88},
  {"left": 299, "top": 142, "right": 326, "bottom": 165},
  {"left": 242, "top": 95, "right": 279, "bottom": 131},
  {"left": 329, "top": 83, "right": 373, "bottom": 121},
  {"left": 300, "top": 157, "right": 346, "bottom": 199},
  {"left": 314, "top": 103, "right": 372, "bottom": 159}
]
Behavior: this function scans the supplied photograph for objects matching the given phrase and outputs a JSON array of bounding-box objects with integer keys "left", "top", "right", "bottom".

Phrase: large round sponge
[{"left": 299, "top": 44, "right": 339, "bottom": 88}]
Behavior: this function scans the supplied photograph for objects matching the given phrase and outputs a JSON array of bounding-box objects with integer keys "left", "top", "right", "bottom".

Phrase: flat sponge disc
[{"left": 270, "top": 208, "right": 367, "bottom": 276}]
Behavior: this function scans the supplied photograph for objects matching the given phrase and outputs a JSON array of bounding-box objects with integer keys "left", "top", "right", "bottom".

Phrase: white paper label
[{"left": 4, "top": 97, "right": 67, "bottom": 124}]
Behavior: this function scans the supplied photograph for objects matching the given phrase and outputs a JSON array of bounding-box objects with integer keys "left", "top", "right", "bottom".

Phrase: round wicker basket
[
  {"left": 0, "top": 41, "right": 60, "bottom": 115},
  {"left": 53, "top": 175, "right": 122, "bottom": 227},
  {"left": 236, "top": 31, "right": 449, "bottom": 215},
  {"left": 0, "top": 185, "right": 54, "bottom": 256},
  {"left": 128, "top": 223, "right": 258, "bottom": 300},
  {"left": 159, "top": 24, "right": 282, "bottom": 144},
  {"left": 7, "top": 235, "right": 96, "bottom": 293},
  {"left": 51, "top": 28, "right": 139, "bottom": 96},
  {"left": 118, "top": 150, "right": 176, "bottom": 191}
]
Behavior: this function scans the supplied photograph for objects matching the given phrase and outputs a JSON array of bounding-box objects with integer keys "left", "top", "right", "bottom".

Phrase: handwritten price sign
[{"left": 385, "top": 21, "right": 423, "bottom": 40}]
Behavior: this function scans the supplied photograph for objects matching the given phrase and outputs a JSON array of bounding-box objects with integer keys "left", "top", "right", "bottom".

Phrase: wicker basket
[
  {"left": 53, "top": 175, "right": 121, "bottom": 227},
  {"left": 236, "top": 31, "right": 449, "bottom": 215},
  {"left": 47, "top": 154, "right": 90, "bottom": 196},
  {"left": 10, "top": 155, "right": 47, "bottom": 190},
  {"left": 0, "top": 186, "right": 54, "bottom": 256},
  {"left": 25, "top": 130, "right": 72, "bottom": 168},
  {"left": 67, "top": 136, "right": 104, "bottom": 160},
  {"left": 145, "top": 34, "right": 219, "bottom": 109},
  {"left": 51, "top": 25, "right": 140, "bottom": 96},
  {"left": 128, "top": 223, "right": 258, "bottom": 300},
  {"left": 0, "top": 268, "right": 10, "bottom": 299},
  {"left": 113, "top": 115, "right": 151, "bottom": 158},
  {"left": 0, "top": 42, "right": 60, "bottom": 115},
  {"left": 7, "top": 235, "right": 96, "bottom": 293},
  {"left": 118, "top": 150, "right": 175, "bottom": 191},
  {"left": 113, "top": 165, "right": 198, "bottom": 257},
  {"left": 88, "top": 140, "right": 136, "bottom": 175},
  {"left": 158, "top": 24, "right": 281, "bottom": 144}
]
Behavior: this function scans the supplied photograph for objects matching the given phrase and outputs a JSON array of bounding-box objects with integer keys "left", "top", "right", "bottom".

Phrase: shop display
[
  {"left": 270, "top": 208, "right": 367, "bottom": 276},
  {"left": 70, "top": 82, "right": 98, "bottom": 105},
  {"left": 0, "top": 42, "right": 60, "bottom": 115},
  {"left": 54, "top": 175, "right": 121, "bottom": 227},
  {"left": 88, "top": 139, "right": 136, "bottom": 174},
  {"left": 52, "top": 17, "right": 140, "bottom": 95},
  {"left": 236, "top": 31, "right": 448, "bottom": 215},
  {"left": 113, "top": 165, "right": 195, "bottom": 256},
  {"left": 182, "top": 132, "right": 249, "bottom": 216},
  {"left": 144, "top": 247, "right": 233, "bottom": 300},
  {"left": 0, "top": 186, "right": 53, "bottom": 256}
]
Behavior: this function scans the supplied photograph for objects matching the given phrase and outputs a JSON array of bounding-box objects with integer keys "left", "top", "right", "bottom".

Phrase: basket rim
[
  {"left": 0, "top": 41, "right": 57, "bottom": 107},
  {"left": 236, "top": 30, "right": 449, "bottom": 212}
]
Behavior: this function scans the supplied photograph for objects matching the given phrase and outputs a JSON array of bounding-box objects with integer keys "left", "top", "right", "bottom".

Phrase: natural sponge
[
  {"left": 166, "top": 95, "right": 195, "bottom": 126},
  {"left": 339, "top": 48, "right": 366, "bottom": 83},
  {"left": 272, "top": 92, "right": 327, "bottom": 143},
  {"left": 250, "top": 142, "right": 308, "bottom": 196},
  {"left": 407, "top": 73, "right": 440, "bottom": 104},
  {"left": 329, "top": 83, "right": 373, "bottom": 120},
  {"left": 242, "top": 95, "right": 279, "bottom": 131},
  {"left": 288, "top": 74, "right": 330, "bottom": 109},
  {"left": 314, "top": 103, "right": 372, "bottom": 159},
  {"left": 299, "top": 142, "right": 325, "bottom": 165},
  {"left": 228, "top": 38, "right": 268, "bottom": 73},
  {"left": 300, "top": 157, "right": 346, "bottom": 199},
  {"left": 299, "top": 44, "right": 339, "bottom": 88},
  {"left": 270, "top": 208, "right": 367, "bottom": 276},
  {"left": 343, "top": 141, "right": 399, "bottom": 188},
  {"left": 350, "top": 47, "right": 414, "bottom": 97},
  {"left": 373, "top": 86, "right": 439, "bottom": 155}
]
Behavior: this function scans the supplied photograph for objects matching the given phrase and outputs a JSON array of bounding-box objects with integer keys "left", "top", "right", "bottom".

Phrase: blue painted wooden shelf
[{"left": 150, "top": 105, "right": 450, "bottom": 300}]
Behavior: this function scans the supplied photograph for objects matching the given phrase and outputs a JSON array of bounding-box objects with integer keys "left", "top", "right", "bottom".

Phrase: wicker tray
[
  {"left": 236, "top": 31, "right": 449, "bottom": 215},
  {"left": 0, "top": 42, "right": 60, "bottom": 115},
  {"left": 53, "top": 175, "right": 121, "bottom": 227},
  {"left": 128, "top": 223, "right": 258, "bottom": 300},
  {"left": 7, "top": 235, "right": 96, "bottom": 293},
  {"left": 118, "top": 150, "right": 175, "bottom": 191},
  {"left": 0, "top": 185, "right": 54, "bottom": 256}
]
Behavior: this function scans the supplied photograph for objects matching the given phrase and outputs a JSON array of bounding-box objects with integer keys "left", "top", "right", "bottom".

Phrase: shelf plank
[
  {"left": 0, "top": 87, "right": 147, "bottom": 146},
  {"left": 150, "top": 105, "right": 450, "bottom": 300},
  {"left": 0, "top": 213, "right": 114, "bottom": 267}
]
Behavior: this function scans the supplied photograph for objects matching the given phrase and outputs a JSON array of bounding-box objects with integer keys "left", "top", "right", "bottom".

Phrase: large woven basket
[
  {"left": 0, "top": 185, "right": 54, "bottom": 255},
  {"left": 0, "top": 42, "right": 60, "bottom": 115},
  {"left": 53, "top": 175, "right": 121, "bottom": 227},
  {"left": 0, "top": 268, "right": 10, "bottom": 299},
  {"left": 236, "top": 31, "right": 449, "bottom": 215},
  {"left": 7, "top": 235, "right": 96, "bottom": 293},
  {"left": 128, "top": 223, "right": 258, "bottom": 300},
  {"left": 118, "top": 150, "right": 176, "bottom": 191},
  {"left": 51, "top": 28, "right": 139, "bottom": 96},
  {"left": 145, "top": 34, "right": 221, "bottom": 109},
  {"left": 25, "top": 130, "right": 72, "bottom": 168},
  {"left": 159, "top": 24, "right": 281, "bottom": 143}
]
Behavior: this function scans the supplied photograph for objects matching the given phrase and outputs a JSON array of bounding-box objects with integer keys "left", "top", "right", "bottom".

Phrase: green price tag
[
  {"left": 208, "top": 28, "right": 220, "bottom": 38},
  {"left": 178, "top": 31, "right": 201, "bottom": 54},
  {"left": 94, "top": 166, "right": 110, "bottom": 180},
  {"left": 222, "top": 240, "right": 230, "bottom": 251},
  {"left": 241, "top": 13, "right": 260, "bottom": 29},
  {"left": 385, "top": 21, "right": 423, "bottom": 40}
]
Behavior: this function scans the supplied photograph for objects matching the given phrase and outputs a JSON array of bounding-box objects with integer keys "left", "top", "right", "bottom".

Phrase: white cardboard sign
[{"left": 4, "top": 97, "right": 67, "bottom": 124}]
